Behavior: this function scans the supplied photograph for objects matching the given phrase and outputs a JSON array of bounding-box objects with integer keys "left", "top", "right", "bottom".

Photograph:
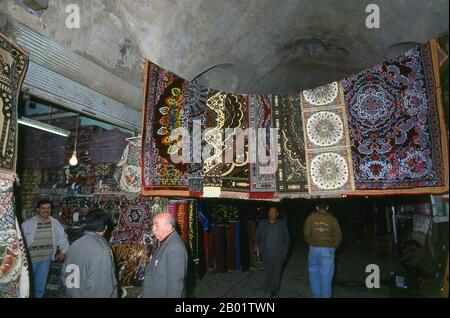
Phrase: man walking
[
  {"left": 22, "top": 198, "right": 69, "bottom": 298},
  {"left": 255, "top": 207, "right": 290, "bottom": 297},
  {"left": 303, "top": 202, "right": 342, "bottom": 298},
  {"left": 143, "top": 212, "right": 188, "bottom": 298},
  {"left": 61, "top": 209, "right": 118, "bottom": 298}
]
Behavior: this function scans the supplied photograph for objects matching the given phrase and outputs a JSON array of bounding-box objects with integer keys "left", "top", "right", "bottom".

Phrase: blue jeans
[
  {"left": 31, "top": 258, "right": 52, "bottom": 298},
  {"left": 308, "top": 247, "right": 335, "bottom": 298}
]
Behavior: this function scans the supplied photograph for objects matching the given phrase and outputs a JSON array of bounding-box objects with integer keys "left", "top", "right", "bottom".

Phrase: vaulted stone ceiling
[
  {"left": 116, "top": 0, "right": 449, "bottom": 94},
  {"left": 1, "top": 0, "right": 449, "bottom": 95}
]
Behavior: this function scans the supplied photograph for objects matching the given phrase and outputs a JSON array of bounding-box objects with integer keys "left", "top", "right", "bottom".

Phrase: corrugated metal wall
[
  {"left": 13, "top": 21, "right": 142, "bottom": 131},
  {"left": 23, "top": 62, "right": 141, "bottom": 130}
]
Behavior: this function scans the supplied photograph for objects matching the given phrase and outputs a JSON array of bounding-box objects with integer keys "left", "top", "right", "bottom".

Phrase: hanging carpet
[
  {"left": 0, "top": 33, "right": 28, "bottom": 175},
  {"left": 110, "top": 196, "right": 166, "bottom": 245},
  {"left": 273, "top": 94, "right": 309, "bottom": 196},
  {"left": 0, "top": 33, "right": 29, "bottom": 298},
  {"left": 202, "top": 89, "right": 226, "bottom": 197},
  {"left": 300, "top": 81, "right": 355, "bottom": 196},
  {"left": 0, "top": 179, "right": 29, "bottom": 297},
  {"left": 220, "top": 94, "right": 250, "bottom": 197},
  {"left": 343, "top": 39, "right": 448, "bottom": 194},
  {"left": 141, "top": 61, "right": 190, "bottom": 196},
  {"left": 185, "top": 80, "right": 208, "bottom": 195},
  {"left": 249, "top": 94, "right": 277, "bottom": 198}
]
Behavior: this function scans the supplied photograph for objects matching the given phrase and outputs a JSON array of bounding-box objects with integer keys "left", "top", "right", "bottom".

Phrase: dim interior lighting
[
  {"left": 69, "top": 113, "right": 80, "bottom": 166},
  {"left": 17, "top": 117, "right": 70, "bottom": 137}
]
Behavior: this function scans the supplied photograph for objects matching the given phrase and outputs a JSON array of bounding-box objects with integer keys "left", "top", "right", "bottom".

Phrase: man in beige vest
[{"left": 22, "top": 199, "right": 69, "bottom": 297}]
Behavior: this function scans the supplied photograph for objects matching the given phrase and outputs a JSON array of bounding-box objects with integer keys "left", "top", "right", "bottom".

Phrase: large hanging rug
[
  {"left": 0, "top": 33, "right": 28, "bottom": 175},
  {"left": 343, "top": 39, "right": 448, "bottom": 194}
]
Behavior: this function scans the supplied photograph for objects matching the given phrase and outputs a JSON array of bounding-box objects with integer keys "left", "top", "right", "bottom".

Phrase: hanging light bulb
[
  {"left": 69, "top": 112, "right": 79, "bottom": 166},
  {"left": 69, "top": 150, "right": 78, "bottom": 166}
]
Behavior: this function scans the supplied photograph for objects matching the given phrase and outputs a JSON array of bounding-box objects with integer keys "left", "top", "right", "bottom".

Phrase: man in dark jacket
[
  {"left": 255, "top": 207, "right": 290, "bottom": 297},
  {"left": 303, "top": 202, "right": 342, "bottom": 298},
  {"left": 143, "top": 212, "right": 188, "bottom": 298},
  {"left": 61, "top": 209, "right": 118, "bottom": 298}
]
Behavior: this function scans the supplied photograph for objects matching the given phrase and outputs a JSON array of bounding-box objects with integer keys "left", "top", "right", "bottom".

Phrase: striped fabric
[{"left": 29, "top": 221, "right": 53, "bottom": 262}]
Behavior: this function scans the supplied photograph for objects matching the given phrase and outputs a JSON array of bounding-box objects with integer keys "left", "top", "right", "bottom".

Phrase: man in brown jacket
[{"left": 303, "top": 202, "right": 342, "bottom": 298}]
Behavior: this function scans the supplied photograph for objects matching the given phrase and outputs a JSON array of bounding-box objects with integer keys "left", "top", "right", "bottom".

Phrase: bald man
[{"left": 143, "top": 213, "right": 188, "bottom": 298}]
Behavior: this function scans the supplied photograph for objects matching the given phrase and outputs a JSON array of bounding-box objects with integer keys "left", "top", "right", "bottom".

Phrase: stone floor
[
  {"left": 189, "top": 239, "right": 441, "bottom": 298},
  {"left": 47, "top": 239, "right": 442, "bottom": 298},
  {"left": 191, "top": 240, "right": 392, "bottom": 298}
]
